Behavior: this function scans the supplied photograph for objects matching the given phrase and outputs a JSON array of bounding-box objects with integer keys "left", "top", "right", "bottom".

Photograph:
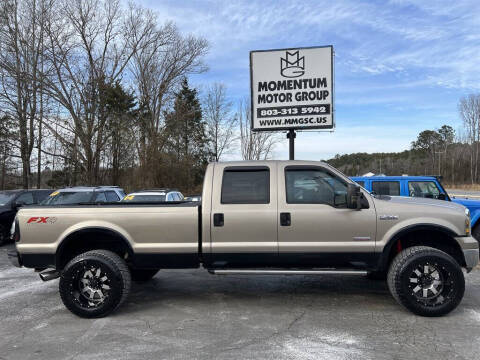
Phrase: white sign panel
[{"left": 250, "top": 46, "right": 334, "bottom": 131}]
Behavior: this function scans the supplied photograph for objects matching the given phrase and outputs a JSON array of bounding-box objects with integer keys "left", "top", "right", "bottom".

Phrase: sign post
[
  {"left": 287, "top": 129, "right": 296, "bottom": 160},
  {"left": 250, "top": 46, "right": 334, "bottom": 159}
]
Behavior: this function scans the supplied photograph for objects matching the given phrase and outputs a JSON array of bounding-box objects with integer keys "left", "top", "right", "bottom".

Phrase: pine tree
[{"left": 164, "top": 78, "right": 209, "bottom": 192}]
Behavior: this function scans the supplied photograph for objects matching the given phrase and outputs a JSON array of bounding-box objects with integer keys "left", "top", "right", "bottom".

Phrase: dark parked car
[
  {"left": 0, "top": 189, "right": 52, "bottom": 245},
  {"left": 41, "top": 186, "right": 126, "bottom": 205}
]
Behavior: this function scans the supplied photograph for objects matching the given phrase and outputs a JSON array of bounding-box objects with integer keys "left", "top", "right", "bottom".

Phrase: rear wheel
[
  {"left": 387, "top": 246, "right": 465, "bottom": 317},
  {"left": 130, "top": 268, "right": 160, "bottom": 282},
  {"left": 59, "top": 250, "right": 131, "bottom": 318}
]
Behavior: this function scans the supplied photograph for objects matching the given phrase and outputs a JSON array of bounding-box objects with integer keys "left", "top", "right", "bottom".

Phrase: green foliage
[
  {"left": 326, "top": 125, "right": 471, "bottom": 184},
  {"left": 162, "top": 78, "right": 210, "bottom": 192}
]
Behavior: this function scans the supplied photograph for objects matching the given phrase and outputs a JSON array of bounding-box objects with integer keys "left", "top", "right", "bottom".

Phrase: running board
[{"left": 208, "top": 269, "right": 368, "bottom": 275}]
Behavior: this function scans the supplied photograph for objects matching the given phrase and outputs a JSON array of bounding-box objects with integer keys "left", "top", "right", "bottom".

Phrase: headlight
[{"left": 465, "top": 208, "right": 471, "bottom": 236}]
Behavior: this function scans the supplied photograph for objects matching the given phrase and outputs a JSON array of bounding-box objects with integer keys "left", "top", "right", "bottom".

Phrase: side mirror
[
  {"left": 347, "top": 184, "right": 362, "bottom": 210},
  {"left": 333, "top": 191, "right": 347, "bottom": 207},
  {"left": 438, "top": 193, "right": 446, "bottom": 200}
]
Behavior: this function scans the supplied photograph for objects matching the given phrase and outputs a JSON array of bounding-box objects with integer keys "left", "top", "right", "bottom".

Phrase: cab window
[
  {"left": 371, "top": 181, "right": 400, "bottom": 196},
  {"left": 285, "top": 168, "right": 348, "bottom": 207},
  {"left": 221, "top": 168, "right": 270, "bottom": 204},
  {"left": 408, "top": 181, "right": 441, "bottom": 199},
  {"left": 355, "top": 180, "right": 365, "bottom": 187}
]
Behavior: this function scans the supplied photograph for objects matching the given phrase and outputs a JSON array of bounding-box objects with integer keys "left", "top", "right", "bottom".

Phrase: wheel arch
[
  {"left": 378, "top": 224, "right": 465, "bottom": 271},
  {"left": 56, "top": 227, "right": 134, "bottom": 270}
]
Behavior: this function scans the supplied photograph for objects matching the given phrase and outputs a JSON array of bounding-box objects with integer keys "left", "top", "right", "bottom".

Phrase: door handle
[
  {"left": 280, "top": 212, "right": 291, "bottom": 226},
  {"left": 213, "top": 213, "right": 224, "bottom": 227}
]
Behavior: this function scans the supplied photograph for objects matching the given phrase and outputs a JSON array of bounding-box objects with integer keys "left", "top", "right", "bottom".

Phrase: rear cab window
[
  {"left": 371, "top": 181, "right": 400, "bottom": 196},
  {"left": 221, "top": 168, "right": 270, "bottom": 204}
]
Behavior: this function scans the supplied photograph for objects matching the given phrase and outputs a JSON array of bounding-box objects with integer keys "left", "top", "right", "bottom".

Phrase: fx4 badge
[{"left": 27, "top": 216, "right": 57, "bottom": 224}]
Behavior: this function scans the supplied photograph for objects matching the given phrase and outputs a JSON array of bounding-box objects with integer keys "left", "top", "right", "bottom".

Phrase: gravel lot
[{"left": 1, "top": 244, "right": 480, "bottom": 360}]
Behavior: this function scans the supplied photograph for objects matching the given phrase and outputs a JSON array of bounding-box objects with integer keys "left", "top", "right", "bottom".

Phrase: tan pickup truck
[{"left": 9, "top": 161, "right": 479, "bottom": 318}]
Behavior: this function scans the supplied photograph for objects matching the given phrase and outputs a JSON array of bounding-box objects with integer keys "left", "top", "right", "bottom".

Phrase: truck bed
[{"left": 15, "top": 202, "right": 201, "bottom": 269}]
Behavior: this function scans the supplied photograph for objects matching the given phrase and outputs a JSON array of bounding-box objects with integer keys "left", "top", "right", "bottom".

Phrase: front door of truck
[
  {"left": 277, "top": 164, "right": 377, "bottom": 268},
  {"left": 208, "top": 163, "right": 278, "bottom": 267}
]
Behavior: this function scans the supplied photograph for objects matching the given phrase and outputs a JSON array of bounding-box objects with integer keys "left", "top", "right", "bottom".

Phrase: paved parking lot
[{"left": 1, "top": 244, "right": 479, "bottom": 360}]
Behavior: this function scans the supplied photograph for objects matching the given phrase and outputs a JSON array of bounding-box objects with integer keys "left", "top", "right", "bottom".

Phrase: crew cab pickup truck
[
  {"left": 8, "top": 161, "right": 479, "bottom": 318},
  {"left": 351, "top": 175, "right": 480, "bottom": 241}
]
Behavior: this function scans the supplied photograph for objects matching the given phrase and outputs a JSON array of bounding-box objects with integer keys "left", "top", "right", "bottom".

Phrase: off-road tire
[
  {"left": 387, "top": 246, "right": 464, "bottom": 317},
  {"left": 130, "top": 268, "right": 160, "bottom": 282},
  {"left": 59, "top": 250, "right": 131, "bottom": 318}
]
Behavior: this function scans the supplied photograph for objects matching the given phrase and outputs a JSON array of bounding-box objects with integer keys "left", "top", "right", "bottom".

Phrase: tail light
[{"left": 10, "top": 217, "right": 20, "bottom": 243}]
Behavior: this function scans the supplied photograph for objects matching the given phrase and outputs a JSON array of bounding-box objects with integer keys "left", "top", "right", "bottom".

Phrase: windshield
[
  {"left": 122, "top": 194, "right": 166, "bottom": 202},
  {"left": 0, "top": 192, "right": 16, "bottom": 206},
  {"left": 42, "top": 191, "right": 94, "bottom": 205}
]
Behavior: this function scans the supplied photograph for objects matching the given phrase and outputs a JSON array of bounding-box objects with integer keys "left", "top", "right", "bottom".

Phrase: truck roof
[{"left": 214, "top": 160, "right": 330, "bottom": 166}]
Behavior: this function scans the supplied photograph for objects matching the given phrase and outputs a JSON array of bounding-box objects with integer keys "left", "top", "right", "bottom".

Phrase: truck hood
[
  {"left": 451, "top": 198, "right": 480, "bottom": 209},
  {"left": 373, "top": 195, "right": 466, "bottom": 213}
]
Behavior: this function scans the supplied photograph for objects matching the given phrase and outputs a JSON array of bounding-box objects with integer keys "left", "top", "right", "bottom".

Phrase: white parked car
[{"left": 122, "top": 189, "right": 184, "bottom": 202}]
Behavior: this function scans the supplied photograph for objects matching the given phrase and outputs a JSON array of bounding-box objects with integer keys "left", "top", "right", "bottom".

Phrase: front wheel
[
  {"left": 59, "top": 250, "right": 131, "bottom": 318},
  {"left": 387, "top": 246, "right": 465, "bottom": 317}
]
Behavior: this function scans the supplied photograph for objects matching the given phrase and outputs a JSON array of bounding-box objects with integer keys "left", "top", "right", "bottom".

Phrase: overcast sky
[{"left": 139, "top": 0, "right": 480, "bottom": 160}]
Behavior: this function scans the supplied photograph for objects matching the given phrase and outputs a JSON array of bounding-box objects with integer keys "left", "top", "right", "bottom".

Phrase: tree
[
  {"left": 102, "top": 81, "right": 137, "bottom": 185},
  {"left": 459, "top": 95, "right": 480, "bottom": 184},
  {"left": 163, "top": 79, "right": 209, "bottom": 192},
  {"left": 0, "top": 114, "right": 16, "bottom": 189},
  {"left": 238, "top": 99, "right": 278, "bottom": 160},
  {"left": 41, "top": 0, "right": 158, "bottom": 184},
  {"left": 130, "top": 22, "right": 208, "bottom": 183},
  {"left": 203, "top": 83, "right": 237, "bottom": 161},
  {"left": 411, "top": 130, "right": 442, "bottom": 173},
  {"left": 437, "top": 125, "right": 455, "bottom": 175},
  {"left": 0, "top": 0, "right": 49, "bottom": 188}
]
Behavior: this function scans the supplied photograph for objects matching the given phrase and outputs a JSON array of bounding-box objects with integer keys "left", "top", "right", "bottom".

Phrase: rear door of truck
[{"left": 206, "top": 162, "right": 278, "bottom": 268}]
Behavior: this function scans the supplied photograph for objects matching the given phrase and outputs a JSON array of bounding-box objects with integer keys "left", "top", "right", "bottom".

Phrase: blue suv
[{"left": 350, "top": 175, "right": 480, "bottom": 242}]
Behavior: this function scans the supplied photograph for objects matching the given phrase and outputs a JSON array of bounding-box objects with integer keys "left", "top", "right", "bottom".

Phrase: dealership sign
[{"left": 250, "top": 46, "right": 334, "bottom": 131}]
